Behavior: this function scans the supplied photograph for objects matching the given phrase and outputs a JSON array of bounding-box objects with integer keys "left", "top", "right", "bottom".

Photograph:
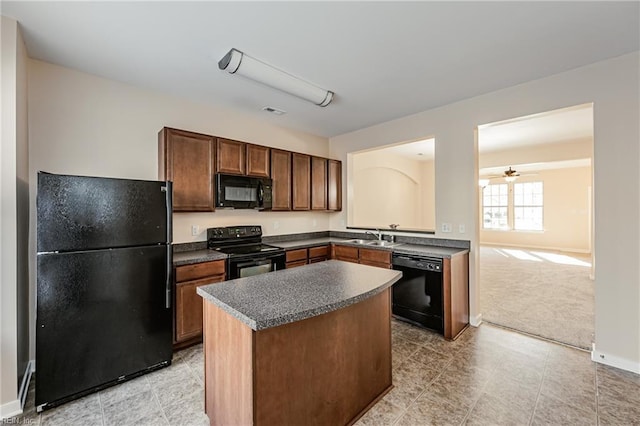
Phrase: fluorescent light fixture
[{"left": 218, "top": 48, "right": 334, "bottom": 107}]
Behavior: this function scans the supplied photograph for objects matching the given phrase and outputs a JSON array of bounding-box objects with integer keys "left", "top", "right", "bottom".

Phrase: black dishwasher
[{"left": 392, "top": 253, "right": 444, "bottom": 333}]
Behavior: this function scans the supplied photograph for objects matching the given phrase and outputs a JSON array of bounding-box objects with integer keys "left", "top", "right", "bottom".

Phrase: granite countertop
[
  {"left": 268, "top": 237, "right": 344, "bottom": 249},
  {"left": 173, "top": 249, "right": 227, "bottom": 266},
  {"left": 270, "top": 237, "right": 467, "bottom": 258},
  {"left": 392, "top": 244, "right": 469, "bottom": 258},
  {"left": 196, "top": 260, "right": 401, "bottom": 331}
]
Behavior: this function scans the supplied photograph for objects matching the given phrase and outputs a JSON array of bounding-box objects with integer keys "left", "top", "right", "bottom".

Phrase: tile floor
[{"left": 13, "top": 320, "right": 640, "bottom": 425}]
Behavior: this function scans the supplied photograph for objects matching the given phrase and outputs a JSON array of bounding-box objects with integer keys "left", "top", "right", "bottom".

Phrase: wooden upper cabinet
[
  {"left": 311, "top": 157, "right": 328, "bottom": 211},
  {"left": 327, "top": 160, "right": 342, "bottom": 211},
  {"left": 217, "top": 138, "right": 246, "bottom": 175},
  {"left": 271, "top": 149, "right": 292, "bottom": 211},
  {"left": 218, "top": 139, "right": 270, "bottom": 177},
  {"left": 292, "top": 153, "right": 311, "bottom": 211},
  {"left": 246, "top": 144, "right": 270, "bottom": 177},
  {"left": 158, "top": 127, "right": 215, "bottom": 212}
]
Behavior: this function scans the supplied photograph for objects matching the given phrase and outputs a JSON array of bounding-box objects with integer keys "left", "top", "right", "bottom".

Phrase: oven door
[{"left": 228, "top": 252, "right": 285, "bottom": 280}]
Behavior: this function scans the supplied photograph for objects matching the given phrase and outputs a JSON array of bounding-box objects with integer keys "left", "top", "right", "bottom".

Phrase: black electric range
[{"left": 207, "top": 225, "right": 285, "bottom": 279}]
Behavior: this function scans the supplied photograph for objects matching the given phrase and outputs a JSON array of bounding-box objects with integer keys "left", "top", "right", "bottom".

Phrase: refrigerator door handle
[
  {"left": 163, "top": 181, "right": 173, "bottom": 244},
  {"left": 166, "top": 244, "right": 172, "bottom": 309},
  {"left": 163, "top": 181, "right": 173, "bottom": 310}
]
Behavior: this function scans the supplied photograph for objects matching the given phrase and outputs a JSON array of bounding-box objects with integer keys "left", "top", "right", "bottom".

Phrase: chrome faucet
[{"left": 365, "top": 229, "right": 383, "bottom": 241}]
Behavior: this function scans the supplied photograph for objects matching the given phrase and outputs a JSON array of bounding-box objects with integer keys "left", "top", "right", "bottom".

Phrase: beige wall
[
  {"left": 1, "top": 16, "right": 29, "bottom": 419},
  {"left": 26, "top": 59, "right": 332, "bottom": 366},
  {"left": 480, "top": 167, "right": 591, "bottom": 253},
  {"left": 350, "top": 150, "right": 434, "bottom": 230},
  {"left": 27, "top": 59, "right": 331, "bottom": 244},
  {"left": 330, "top": 52, "right": 640, "bottom": 373},
  {"left": 421, "top": 160, "right": 436, "bottom": 230}
]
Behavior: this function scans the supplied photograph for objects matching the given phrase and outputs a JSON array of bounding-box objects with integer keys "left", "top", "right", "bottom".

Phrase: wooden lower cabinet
[
  {"left": 443, "top": 252, "right": 470, "bottom": 340},
  {"left": 359, "top": 248, "right": 391, "bottom": 269},
  {"left": 285, "top": 245, "right": 330, "bottom": 268},
  {"left": 332, "top": 245, "right": 359, "bottom": 263},
  {"left": 308, "top": 245, "right": 329, "bottom": 263},
  {"left": 331, "top": 244, "right": 391, "bottom": 269},
  {"left": 174, "top": 260, "right": 226, "bottom": 349}
]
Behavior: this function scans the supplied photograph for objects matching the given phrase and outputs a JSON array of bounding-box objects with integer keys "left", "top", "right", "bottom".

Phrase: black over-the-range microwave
[{"left": 215, "top": 173, "right": 273, "bottom": 210}]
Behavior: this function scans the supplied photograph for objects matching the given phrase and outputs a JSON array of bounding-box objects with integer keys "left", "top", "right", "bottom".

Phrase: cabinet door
[
  {"left": 175, "top": 275, "right": 225, "bottom": 343},
  {"left": 359, "top": 248, "right": 391, "bottom": 267},
  {"left": 333, "top": 245, "right": 359, "bottom": 263},
  {"left": 246, "top": 144, "right": 270, "bottom": 177},
  {"left": 159, "top": 128, "right": 215, "bottom": 212},
  {"left": 286, "top": 248, "right": 308, "bottom": 263},
  {"left": 311, "top": 157, "right": 328, "bottom": 210},
  {"left": 292, "top": 153, "right": 311, "bottom": 211},
  {"left": 217, "top": 138, "right": 246, "bottom": 175},
  {"left": 308, "top": 245, "right": 329, "bottom": 263},
  {"left": 327, "top": 160, "right": 342, "bottom": 211},
  {"left": 270, "top": 149, "right": 292, "bottom": 211}
]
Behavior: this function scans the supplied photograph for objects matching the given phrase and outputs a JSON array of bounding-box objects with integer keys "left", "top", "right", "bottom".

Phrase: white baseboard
[
  {"left": 19, "top": 360, "right": 35, "bottom": 408},
  {"left": 0, "top": 360, "right": 34, "bottom": 420},
  {"left": 470, "top": 313, "right": 483, "bottom": 327},
  {"left": 0, "top": 399, "right": 22, "bottom": 420},
  {"left": 592, "top": 347, "right": 640, "bottom": 374}
]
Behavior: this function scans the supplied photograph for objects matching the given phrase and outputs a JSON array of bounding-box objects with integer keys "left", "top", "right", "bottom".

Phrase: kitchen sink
[
  {"left": 345, "top": 239, "right": 370, "bottom": 245},
  {"left": 366, "top": 240, "right": 401, "bottom": 247}
]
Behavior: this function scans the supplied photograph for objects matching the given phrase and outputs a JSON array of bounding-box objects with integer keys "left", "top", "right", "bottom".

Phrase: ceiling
[
  {"left": 478, "top": 104, "right": 594, "bottom": 153},
  {"left": 2, "top": 2, "right": 638, "bottom": 138},
  {"left": 383, "top": 138, "right": 435, "bottom": 161}
]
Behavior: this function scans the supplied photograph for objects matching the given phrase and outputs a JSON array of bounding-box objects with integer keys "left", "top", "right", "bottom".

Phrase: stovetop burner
[
  {"left": 213, "top": 243, "right": 282, "bottom": 256},
  {"left": 206, "top": 225, "right": 284, "bottom": 257}
]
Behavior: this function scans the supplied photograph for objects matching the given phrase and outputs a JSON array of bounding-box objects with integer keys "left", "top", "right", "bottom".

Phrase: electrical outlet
[
  {"left": 441, "top": 223, "right": 452, "bottom": 233},
  {"left": 191, "top": 225, "right": 199, "bottom": 236},
  {"left": 273, "top": 221, "right": 280, "bottom": 230},
  {"left": 312, "top": 219, "right": 317, "bottom": 227},
  {"left": 459, "top": 224, "right": 466, "bottom": 233}
]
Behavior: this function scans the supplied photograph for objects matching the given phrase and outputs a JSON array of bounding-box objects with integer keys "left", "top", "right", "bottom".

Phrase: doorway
[{"left": 477, "top": 104, "right": 594, "bottom": 349}]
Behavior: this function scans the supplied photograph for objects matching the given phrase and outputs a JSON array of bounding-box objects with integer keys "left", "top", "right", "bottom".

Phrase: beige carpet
[{"left": 480, "top": 245, "right": 594, "bottom": 349}]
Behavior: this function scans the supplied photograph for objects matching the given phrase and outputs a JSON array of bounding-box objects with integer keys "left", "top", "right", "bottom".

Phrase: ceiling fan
[
  {"left": 479, "top": 166, "right": 537, "bottom": 186},
  {"left": 502, "top": 166, "right": 520, "bottom": 182}
]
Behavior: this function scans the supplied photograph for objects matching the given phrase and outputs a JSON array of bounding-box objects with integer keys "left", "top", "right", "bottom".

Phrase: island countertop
[{"left": 196, "top": 260, "right": 402, "bottom": 331}]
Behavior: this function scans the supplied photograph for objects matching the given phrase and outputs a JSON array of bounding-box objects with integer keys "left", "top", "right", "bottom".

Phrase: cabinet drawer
[
  {"left": 286, "top": 260, "right": 308, "bottom": 269},
  {"left": 308, "top": 245, "right": 329, "bottom": 259},
  {"left": 334, "top": 245, "right": 358, "bottom": 260},
  {"left": 359, "top": 248, "right": 391, "bottom": 265},
  {"left": 286, "top": 248, "right": 308, "bottom": 262},
  {"left": 176, "top": 260, "right": 226, "bottom": 282}
]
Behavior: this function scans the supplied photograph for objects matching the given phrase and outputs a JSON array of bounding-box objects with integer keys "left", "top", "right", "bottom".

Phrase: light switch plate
[
  {"left": 442, "top": 223, "right": 452, "bottom": 233},
  {"left": 459, "top": 224, "right": 466, "bottom": 233}
]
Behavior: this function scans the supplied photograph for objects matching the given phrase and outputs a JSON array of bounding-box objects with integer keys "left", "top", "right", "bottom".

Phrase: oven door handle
[{"left": 235, "top": 258, "right": 272, "bottom": 268}]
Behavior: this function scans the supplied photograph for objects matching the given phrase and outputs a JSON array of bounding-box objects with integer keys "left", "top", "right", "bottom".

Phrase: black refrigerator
[{"left": 36, "top": 172, "right": 173, "bottom": 411}]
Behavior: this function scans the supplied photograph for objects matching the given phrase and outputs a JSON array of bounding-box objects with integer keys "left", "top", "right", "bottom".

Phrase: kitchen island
[{"left": 197, "top": 260, "right": 402, "bottom": 426}]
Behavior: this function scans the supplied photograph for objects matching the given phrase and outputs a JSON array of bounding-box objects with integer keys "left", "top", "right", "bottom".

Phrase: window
[
  {"left": 482, "top": 184, "right": 509, "bottom": 229},
  {"left": 514, "top": 182, "right": 543, "bottom": 231}
]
